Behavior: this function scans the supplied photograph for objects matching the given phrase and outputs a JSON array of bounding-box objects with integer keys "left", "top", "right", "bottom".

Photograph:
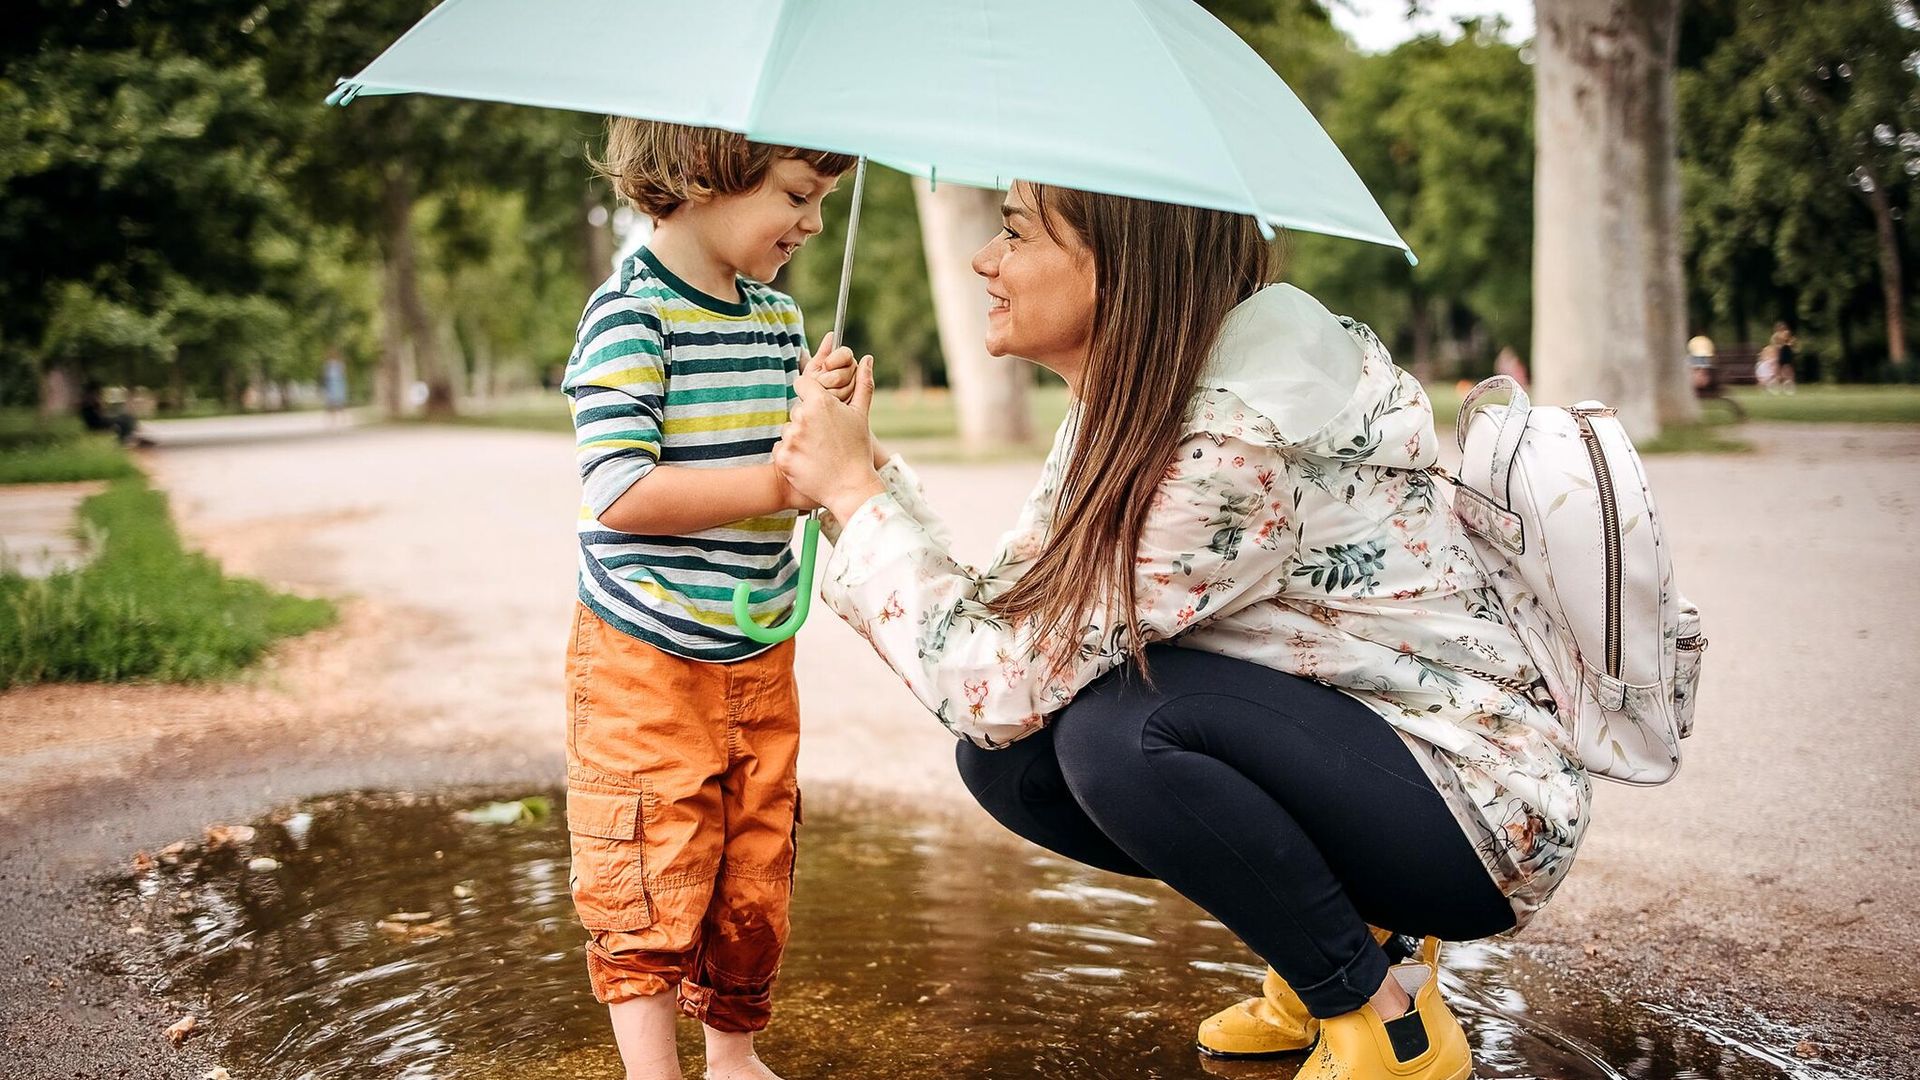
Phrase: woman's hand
[{"left": 774, "top": 356, "right": 886, "bottom": 524}]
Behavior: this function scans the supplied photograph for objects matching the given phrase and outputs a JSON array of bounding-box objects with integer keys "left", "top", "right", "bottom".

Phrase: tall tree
[
  {"left": 914, "top": 178, "right": 1032, "bottom": 451},
  {"left": 1681, "top": 0, "right": 1917, "bottom": 381},
  {"left": 1532, "top": 0, "right": 1696, "bottom": 436}
]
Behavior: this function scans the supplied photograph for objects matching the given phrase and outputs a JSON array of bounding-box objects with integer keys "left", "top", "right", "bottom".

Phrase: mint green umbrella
[{"left": 329, "top": 0, "right": 1412, "bottom": 641}]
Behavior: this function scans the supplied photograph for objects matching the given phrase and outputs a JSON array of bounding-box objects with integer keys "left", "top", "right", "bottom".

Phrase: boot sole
[{"left": 1192, "top": 1040, "right": 1314, "bottom": 1061}]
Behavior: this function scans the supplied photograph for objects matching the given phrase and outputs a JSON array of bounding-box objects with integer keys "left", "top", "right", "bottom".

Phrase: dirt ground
[{"left": 2, "top": 416, "right": 1916, "bottom": 1077}]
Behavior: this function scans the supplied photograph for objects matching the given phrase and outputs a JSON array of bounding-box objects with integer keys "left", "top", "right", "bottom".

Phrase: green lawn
[
  {"left": 0, "top": 475, "right": 337, "bottom": 687},
  {"left": 1725, "top": 384, "right": 1920, "bottom": 424},
  {"left": 430, "top": 380, "right": 1920, "bottom": 460},
  {"left": 438, "top": 386, "right": 1077, "bottom": 460},
  {"left": 0, "top": 411, "right": 140, "bottom": 484}
]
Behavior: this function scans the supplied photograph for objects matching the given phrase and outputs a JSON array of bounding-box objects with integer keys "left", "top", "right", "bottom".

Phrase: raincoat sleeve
[
  {"left": 562, "top": 295, "right": 666, "bottom": 517},
  {"left": 820, "top": 453, "right": 955, "bottom": 550},
  {"left": 819, "top": 431, "right": 1300, "bottom": 748}
]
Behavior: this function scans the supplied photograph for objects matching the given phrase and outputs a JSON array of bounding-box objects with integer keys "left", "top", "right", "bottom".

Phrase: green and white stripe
[{"left": 563, "top": 247, "right": 806, "bottom": 662}]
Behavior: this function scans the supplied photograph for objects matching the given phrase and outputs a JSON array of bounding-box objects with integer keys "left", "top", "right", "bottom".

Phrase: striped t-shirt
[{"left": 563, "top": 247, "right": 806, "bottom": 662}]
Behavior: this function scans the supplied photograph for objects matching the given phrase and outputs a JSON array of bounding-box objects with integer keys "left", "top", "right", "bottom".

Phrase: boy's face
[{"left": 695, "top": 157, "right": 842, "bottom": 284}]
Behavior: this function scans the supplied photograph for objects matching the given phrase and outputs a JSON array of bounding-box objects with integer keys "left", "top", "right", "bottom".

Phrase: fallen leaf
[
  {"left": 164, "top": 1014, "right": 198, "bottom": 1046},
  {"left": 458, "top": 796, "right": 551, "bottom": 826},
  {"left": 204, "top": 1069, "right": 233, "bottom": 1080},
  {"left": 246, "top": 857, "right": 281, "bottom": 873},
  {"left": 159, "top": 841, "right": 189, "bottom": 863},
  {"left": 383, "top": 911, "right": 437, "bottom": 923},
  {"left": 376, "top": 917, "right": 453, "bottom": 940},
  {"left": 452, "top": 883, "right": 475, "bottom": 900},
  {"left": 1794, "top": 1041, "right": 1819, "bottom": 1059},
  {"left": 130, "top": 851, "right": 155, "bottom": 874},
  {"left": 204, "top": 824, "right": 257, "bottom": 849},
  {"left": 47, "top": 976, "right": 64, "bottom": 991}
]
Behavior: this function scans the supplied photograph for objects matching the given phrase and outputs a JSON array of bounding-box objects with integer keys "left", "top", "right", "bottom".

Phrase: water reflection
[{"left": 113, "top": 791, "right": 1848, "bottom": 1079}]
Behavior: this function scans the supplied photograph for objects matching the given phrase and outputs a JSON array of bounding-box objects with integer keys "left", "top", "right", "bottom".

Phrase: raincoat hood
[{"left": 1198, "top": 283, "right": 1437, "bottom": 470}]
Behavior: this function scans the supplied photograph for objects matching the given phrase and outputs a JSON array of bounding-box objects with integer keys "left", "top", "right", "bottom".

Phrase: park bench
[{"left": 1693, "top": 345, "right": 1760, "bottom": 417}]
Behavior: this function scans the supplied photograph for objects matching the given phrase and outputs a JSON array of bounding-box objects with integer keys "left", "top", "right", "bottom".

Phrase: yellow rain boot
[
  {"left": 1294, "top": 961, "right": 1473, "bottom": 1080},
  {"left": 1195, "top": 928, "right": 1422, "bottom": 1059},
  {"left": 1194, "top": 965, "right": 1317, "bottom": 1058}
]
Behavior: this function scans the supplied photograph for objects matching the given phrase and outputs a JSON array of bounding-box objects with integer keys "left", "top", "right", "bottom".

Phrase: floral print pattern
[{"left": 819, "top": 315, "right": 1590, "bottom": 929}]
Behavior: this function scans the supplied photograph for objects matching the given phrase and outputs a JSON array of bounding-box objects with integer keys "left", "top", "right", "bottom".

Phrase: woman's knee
[{"left": 954, "top": 739, "right": 1007, "bottom": 808}]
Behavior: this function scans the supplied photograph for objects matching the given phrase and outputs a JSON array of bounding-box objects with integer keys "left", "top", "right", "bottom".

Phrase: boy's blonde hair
[{"left": 592, "top": 117, "right": 856, "bottom": 218}]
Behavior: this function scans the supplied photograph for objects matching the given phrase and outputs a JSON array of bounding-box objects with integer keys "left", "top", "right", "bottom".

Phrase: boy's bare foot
[{"left": 703, "top": 1026, "right": 784, "bottom": 1080}]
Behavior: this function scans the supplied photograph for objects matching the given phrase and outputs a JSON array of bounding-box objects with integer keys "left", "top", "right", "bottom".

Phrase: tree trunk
[
  {"left": 378, "top": 256, "right": 412, "bottom": 416},
  {"left": 1532, "top": 0, "right": 1687, "bottom": 438},
  {"left": 912, "top": 178, "right": 1032, "bottom": 451},
  {"left": 1862, "top": 172, "right": 1909, "bottom": 377},
  {"left": 1642, "top": 3, "right": 1696, "bottom": 427},
  {"left": 1407, "top": 292, "right": 1435, "bottom": 383},
  {"left": 583, "top": 184, "right": 616, "bottom": 291},
  {"left": 382, "top": 166, "right": 456, "bottom": 418},
  {"left": 37, "top": 364, "right": 76, "bottom": 420}
]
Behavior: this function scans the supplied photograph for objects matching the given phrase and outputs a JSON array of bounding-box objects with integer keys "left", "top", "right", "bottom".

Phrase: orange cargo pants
[{"left": 564, "top": 603, "right": 801, "bottom": 1032}]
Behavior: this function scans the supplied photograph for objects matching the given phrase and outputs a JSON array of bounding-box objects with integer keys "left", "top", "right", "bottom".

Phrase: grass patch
[
  {"left": 0, "top": 411, "right": 140, "bottom": 484},
  {"left": 433, "top": 386, "right": 1080, "bottom": 459},
  {"left": 0, "top": 475, "right": 336, "bottom": 688},
  {"left": 1726, "top": 384, "right": 1920, "bottom": 424}
]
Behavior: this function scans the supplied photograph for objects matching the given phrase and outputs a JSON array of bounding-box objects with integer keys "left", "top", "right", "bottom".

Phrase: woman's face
[{"left": 971, "top": 182, "right": 1097, "bottom": 383}]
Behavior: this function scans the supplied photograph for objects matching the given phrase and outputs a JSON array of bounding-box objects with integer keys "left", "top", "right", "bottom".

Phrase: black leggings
[{"left": 956, "top": 644, "right": 1514, "bottom": 1018}]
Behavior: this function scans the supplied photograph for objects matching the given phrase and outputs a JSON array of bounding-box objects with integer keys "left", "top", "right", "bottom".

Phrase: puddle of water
[{"left": 114, "top": 790, "right": 1853, "bottom": 1080}]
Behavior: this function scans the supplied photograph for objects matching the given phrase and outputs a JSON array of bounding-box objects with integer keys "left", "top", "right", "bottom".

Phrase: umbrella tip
[
  {"left": 1255, "top": 216, "right": 1277, "bottom": 241},
  {"left": 1402, "top": 248, "right": 1419, "bottom": 268},
  {"left": 324, "top": 80, "right": 359, "bottom": 108}
]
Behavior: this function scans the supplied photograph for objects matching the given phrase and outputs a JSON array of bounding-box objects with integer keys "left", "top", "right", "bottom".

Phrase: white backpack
[{"left": 1445, "top": 376, "right": 1705, "bottom": 786}]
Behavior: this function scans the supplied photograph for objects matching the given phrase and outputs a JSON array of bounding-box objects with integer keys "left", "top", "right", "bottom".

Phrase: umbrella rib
[{"left": 1120, "top": 0, "right": 1273, "bottom": 236}]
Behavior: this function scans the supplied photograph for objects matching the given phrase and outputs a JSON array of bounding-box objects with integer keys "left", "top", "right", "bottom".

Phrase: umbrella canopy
[{"left": 328, "top": 0, "right": 1411, "bottom": 258}]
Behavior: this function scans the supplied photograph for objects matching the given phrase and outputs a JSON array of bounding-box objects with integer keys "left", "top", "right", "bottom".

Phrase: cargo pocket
[
  {"left": 566, "top": 782, "right": 655, "bottom": 932},
  {"left": 1672, "top": 598, "right": 1705, "bottom": 740}
]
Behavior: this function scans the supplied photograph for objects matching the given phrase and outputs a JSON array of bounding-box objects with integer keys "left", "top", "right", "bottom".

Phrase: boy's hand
[
  {"left": 803, "top": 332, "right": 866, "bottom": 405},
  {"left": 772, "top": 462, "right": 821, "bottom": 513}
]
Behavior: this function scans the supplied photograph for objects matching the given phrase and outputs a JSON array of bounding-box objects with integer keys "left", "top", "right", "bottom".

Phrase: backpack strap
[{"left": 1455, "top": 375, "right": 1532, "bottom": 508}]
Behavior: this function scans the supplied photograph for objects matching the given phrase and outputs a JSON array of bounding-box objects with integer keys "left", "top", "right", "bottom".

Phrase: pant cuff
[
  {"left": 1291, "top": 937, "right": 1392, "bottom": 1019},
  {"left": 678, "top": 978, "right": 773, "bottom": 1033}
]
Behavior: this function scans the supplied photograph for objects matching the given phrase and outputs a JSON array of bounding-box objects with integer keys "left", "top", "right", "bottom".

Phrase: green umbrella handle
[{"left": 733, "top": 513, "right": 820, "bottom": 643}]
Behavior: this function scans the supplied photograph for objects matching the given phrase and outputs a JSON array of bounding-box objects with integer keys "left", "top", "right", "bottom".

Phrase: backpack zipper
[{"left": 1571, "top": 407, "right": 1623, "bottom": 678}]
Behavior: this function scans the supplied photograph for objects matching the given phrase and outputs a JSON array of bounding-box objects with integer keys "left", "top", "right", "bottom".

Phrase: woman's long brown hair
[{"left": 986, "top": 185, "right": 1275, "bottom": 681}]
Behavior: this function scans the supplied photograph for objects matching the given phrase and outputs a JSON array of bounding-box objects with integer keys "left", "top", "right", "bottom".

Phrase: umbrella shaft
[{"left": 831, "top": 157, "right": 867, "bottom": 345}]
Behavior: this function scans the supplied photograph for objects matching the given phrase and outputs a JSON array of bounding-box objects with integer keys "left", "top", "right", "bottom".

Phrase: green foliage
[
  {"left": 1678, "top": 0, "right": 1920, "bottom": 380},
  {"left": 1288, "top": 21, "right": 1533, "bottom": 374},
  {"left": 0, "top": 475, "right": 336, "bottom": 687}
]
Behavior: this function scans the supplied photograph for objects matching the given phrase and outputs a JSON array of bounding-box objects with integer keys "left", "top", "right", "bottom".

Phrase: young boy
[{"left": 564, "top": 119, "right": 859, "bottom": 1080}]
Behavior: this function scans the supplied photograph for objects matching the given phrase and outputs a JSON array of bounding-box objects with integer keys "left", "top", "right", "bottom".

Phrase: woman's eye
[
  {"left": 1001, "top": 226, "right": 1020, "bottom": 240},
  {"left": 788, "top": 193, "right": 807, "bottom": 207}
]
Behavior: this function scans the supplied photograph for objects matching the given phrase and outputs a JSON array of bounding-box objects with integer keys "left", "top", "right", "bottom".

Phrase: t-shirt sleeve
[{"left": 562, "top": 294, "right": 667, "bottom": 517}]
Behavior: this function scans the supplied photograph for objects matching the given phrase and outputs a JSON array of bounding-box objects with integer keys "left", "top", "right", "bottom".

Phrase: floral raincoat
[{"left": 819, "top": 284, "right": 1591, "bottom": 927}]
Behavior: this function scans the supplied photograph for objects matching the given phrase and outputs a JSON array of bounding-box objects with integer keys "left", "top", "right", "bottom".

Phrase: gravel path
[{"left": 3, "top": 417, "right": 1916, "bottom": 1076}]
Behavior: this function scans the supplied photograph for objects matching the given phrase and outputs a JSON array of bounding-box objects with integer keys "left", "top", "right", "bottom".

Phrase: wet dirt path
[{"left": 2, "top": 418, "right": 1916, "bottom": 1077}]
